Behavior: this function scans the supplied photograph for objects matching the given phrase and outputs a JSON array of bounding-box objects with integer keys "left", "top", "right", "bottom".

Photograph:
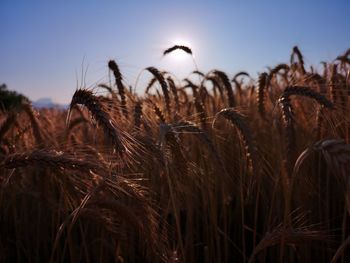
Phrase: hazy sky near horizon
[{"left": 1, "top": 0, "right": 349, "bottom": 104}]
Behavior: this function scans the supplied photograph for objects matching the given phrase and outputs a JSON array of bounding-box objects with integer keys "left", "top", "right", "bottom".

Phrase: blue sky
[{"left": 1, "top": 0, "right": 349, "bottom": 103}]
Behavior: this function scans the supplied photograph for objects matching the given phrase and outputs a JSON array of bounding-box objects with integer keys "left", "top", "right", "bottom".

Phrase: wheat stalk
[
  {"left": 163, "top": 45, "right": 192, "bottom": 56},
  {"left": 1, "top": 148, "right": 108, "bottom": 174},
  {"left": 257, "top": 72, "right": 269, "bottom": 119},
  {"left": 213, "top": 108, "right": 258, "bottom": 175},
  {"left": 68, "top": 89, "right": 126, "bottom": 154},
  {"left": 108, "top": 60, "right": 128, "bottom": 117},
  {"left": 291, "top": 46, "right": 306, "bottom": 75},
  {"left": 212, "top": 70, "right": 235, "bottom": 107},
  {"left": 146, "top": 67, "right": 171, "bottom": 114},
  {"left": 278, "top": 86, "right": 333, "bottom": 170}
]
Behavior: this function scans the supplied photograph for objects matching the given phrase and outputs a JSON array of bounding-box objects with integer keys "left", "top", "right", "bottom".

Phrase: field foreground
[{"left": 1, "top": 47, "right": 350, "bottom": 262}]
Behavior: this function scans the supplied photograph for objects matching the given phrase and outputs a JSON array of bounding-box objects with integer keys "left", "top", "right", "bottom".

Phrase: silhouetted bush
[{"left": 0, "top": 84, "right": 29, "bottom": 112}]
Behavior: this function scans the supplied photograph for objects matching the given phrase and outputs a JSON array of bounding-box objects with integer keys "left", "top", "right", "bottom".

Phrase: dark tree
[{"left": 0, "top": 84, "right": 29, "bottom": 112}]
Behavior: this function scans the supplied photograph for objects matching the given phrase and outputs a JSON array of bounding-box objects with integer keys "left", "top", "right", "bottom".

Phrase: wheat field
[{"left": 1, "top": 46, "right": 350, "bottom": 262}]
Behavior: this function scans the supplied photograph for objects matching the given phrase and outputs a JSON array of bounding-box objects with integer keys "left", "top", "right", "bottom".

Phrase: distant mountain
[{"left": 32, "top": 98, "right": 68, "bottom": 109}]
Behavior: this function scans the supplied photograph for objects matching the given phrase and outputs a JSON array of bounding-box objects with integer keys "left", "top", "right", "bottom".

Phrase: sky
[{"left": 1, "top": 0, "right": 349, "bottom": 104}]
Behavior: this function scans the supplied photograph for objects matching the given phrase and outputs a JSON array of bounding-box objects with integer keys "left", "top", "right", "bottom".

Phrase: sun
[{"left": 167, "top": 39, "right": 193, "bottom": 61}]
